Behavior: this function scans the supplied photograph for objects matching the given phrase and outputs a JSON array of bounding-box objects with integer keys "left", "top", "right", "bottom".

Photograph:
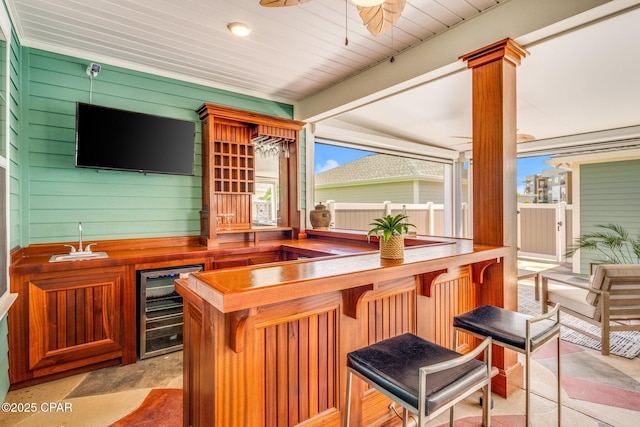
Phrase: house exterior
[
  {"left": 547, "top": 154, "right": 640, "bottom": 274},
  {"left": 314, "top": 154, "right": 469, "bottom": 205},
  {"left": 522, "top": 168, "right": 573, "bottom": 203}
]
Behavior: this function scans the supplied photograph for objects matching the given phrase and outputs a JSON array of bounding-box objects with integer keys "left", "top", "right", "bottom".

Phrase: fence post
[
  {"left": 556, "top": 201, "right": 567, "bottom": 262},
  {"left": 326, "top": 200, "right": 335, "bottom": 228},
  {"left": 384, "top": 201, "right": 392, "bottom": 216},
  {"left": 423, "top": 202, "right": 434, "bottom": 235},
  {"left": 462, "top": 203, "right": 469, "bottom": 238}
]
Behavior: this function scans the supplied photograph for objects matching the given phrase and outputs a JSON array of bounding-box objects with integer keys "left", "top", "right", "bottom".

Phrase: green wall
[
  {"left": 8, "top": 26, "right": 20, "bottom": 251},
  {"left": 2, "top": 19, "right": 20, "bottom": 402},
  {"left": 19, "top": 48, "right": 295, "bottom": 245},
  {"left": 2, "top": 40, "right": 301, "bottom": 397},
  {"left": 579, "top": 159, "right": 640, "bottom": 273}
]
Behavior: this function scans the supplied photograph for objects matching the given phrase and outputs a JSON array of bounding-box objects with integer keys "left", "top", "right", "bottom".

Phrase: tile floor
[
  {"left": 2, "top": 261, "right": 639, "bottom": 426},
  {"left": 1, "top": 351, "right": 183, "bottom": 427}
]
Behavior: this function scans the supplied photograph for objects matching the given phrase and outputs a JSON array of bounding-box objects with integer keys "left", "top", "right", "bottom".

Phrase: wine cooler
[{"left": 137, "top": 264, "right": 203, "bottom": 359}]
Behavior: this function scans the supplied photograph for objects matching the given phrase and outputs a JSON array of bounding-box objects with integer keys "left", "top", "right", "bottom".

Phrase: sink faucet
[
  {"left": 64, "top": 222, "right": 95, "bottom": 254},
  {"left": 78, "top": 222, "right": 83, "bottom": 252}
]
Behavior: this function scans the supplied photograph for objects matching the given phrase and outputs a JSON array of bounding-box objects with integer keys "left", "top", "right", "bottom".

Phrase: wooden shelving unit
[
  {"left": 213, "top": 141, "right": 254, "bottom": 194},
  {"left": 197, "top": 103, "right": 305, "bottom": 248}
]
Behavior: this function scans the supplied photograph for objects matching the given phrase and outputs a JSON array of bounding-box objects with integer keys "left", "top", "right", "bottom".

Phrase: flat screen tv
[{"left": 75, "top": 102, "right": 196, "bottom": 175}]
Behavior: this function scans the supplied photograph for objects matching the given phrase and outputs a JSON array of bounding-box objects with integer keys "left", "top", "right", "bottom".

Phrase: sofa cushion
[
  {"left": 587, "top": 265, "right": 640, "bottom": 319},
  {"left": 547, "top": 287, "right": 596, "bottom": 319}
]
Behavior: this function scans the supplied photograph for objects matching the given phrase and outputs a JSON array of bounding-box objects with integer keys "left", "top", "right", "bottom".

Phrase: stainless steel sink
[{"left": 49, "top": 251, "right": 109, "bottom": 262}]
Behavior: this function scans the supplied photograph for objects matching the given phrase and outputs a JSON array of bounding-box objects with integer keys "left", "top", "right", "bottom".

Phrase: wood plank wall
[
  {"left": 14, "top": 47, "right": 295, "bottom": 246},
  {"left": 9, "top": 28, "right": 21, "bottom": 251},
  {"left": 580, "top": 159, "right": 640, "bottom": 272}
]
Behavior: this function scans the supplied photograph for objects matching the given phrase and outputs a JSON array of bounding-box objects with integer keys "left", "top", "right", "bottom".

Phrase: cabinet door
[{"left": 28, "top": 268, "right": 127, "bottom": 377}]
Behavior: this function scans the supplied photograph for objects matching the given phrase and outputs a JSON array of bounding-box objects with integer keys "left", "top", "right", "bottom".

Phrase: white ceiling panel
[
  {"left": 9, "top": 0, "right": 498, "bottom": 100},
  {"left": 7, "top": 0, "right": 640, "bottom": 158}
]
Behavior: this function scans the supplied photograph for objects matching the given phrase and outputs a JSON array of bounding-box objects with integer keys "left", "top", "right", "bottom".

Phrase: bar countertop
[{"left": 183, "top": 235, "right": 509, "bottom": 313}]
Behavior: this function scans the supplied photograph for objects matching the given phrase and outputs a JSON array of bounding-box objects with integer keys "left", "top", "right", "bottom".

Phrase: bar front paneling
[{"left": 176, "top": 239, "right": 505, "bottom": 426}]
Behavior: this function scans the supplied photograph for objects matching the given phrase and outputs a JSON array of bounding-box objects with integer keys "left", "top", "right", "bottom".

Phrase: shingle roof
[{"left": 315, "top": 154, "right": 446, "bottom": 186}]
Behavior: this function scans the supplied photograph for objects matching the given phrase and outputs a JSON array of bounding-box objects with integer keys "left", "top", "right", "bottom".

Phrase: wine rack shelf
[{"left": 213, "top": 140, "right": 254, "bottom": 194}]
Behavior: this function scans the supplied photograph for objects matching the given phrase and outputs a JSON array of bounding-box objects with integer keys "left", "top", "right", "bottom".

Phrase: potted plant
[
  {"left": 567, "top": 223, "right": 640, "bottom": 264},
  {"left": 367, "top": 214, "right": 416, "bottom": 260}
]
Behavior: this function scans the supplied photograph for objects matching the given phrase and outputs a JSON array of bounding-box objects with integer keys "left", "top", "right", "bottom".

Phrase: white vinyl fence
[
  {"left": 320, "top": 200, "right": 571, "bottom": 262},
  {"left": 517, "top": 202, "right": 573, "bottom": 261},
  {"left": 325, "top": 201, "right": 467, "bottom": 238}
]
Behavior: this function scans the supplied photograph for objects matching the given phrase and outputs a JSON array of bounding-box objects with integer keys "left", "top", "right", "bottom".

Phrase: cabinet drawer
[{"left": 213, "top": 251, "right": 281, "bottom": 269}]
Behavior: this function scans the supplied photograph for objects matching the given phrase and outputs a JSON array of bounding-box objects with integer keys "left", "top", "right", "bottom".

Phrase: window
[
  {"left": 252, "top": 180, "right": 278, "bottom": 226},
  {"left": 313, "top": 143, "right": 467, "bottom": 237}
]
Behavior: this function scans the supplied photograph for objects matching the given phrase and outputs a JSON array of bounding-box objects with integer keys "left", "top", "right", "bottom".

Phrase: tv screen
[{"left": 75, "top": 102, "right": 196, "bottom": 175}]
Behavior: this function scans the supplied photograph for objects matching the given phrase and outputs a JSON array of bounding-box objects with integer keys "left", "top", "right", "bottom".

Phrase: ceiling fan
[{"left": 259, "top": 0, "right": 406, "bottom": 36}]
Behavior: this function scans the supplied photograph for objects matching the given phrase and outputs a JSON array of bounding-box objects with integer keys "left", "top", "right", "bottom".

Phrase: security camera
[{"left": 86, "top": 63, "right": 101, "bottom": 77}]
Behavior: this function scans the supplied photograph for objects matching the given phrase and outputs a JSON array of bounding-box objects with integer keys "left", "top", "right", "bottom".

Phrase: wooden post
[{"left": 460, "top": 38, "right": 528, "bottom": 397}]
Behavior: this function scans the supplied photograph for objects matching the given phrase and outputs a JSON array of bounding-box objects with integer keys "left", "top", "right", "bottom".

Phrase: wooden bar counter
[{"left": 175, "top": 232, "right": 508, "bottom": 426}]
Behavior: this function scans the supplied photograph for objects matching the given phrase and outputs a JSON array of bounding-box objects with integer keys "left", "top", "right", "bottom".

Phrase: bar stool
[
  {"left": 453, "top": 304, "right": 561, "bottom": 426},
  {"left": 344, "top": 333, "right": 493, "bottom": 427}
]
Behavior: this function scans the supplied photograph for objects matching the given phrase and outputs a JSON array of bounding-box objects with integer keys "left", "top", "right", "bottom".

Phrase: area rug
[
  {"left": 109, "top": 388, "right": 182, "bottom": 427},
  {"left": 518, "top": 285, "right": 640, "bottom": 359}
]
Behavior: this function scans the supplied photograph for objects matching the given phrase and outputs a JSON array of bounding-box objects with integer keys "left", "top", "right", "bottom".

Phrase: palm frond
[
  {"left": 367, "top": 214, "right": 416, "bottom": 242},
  {"left": 567, "top": 223, "right": 640, "bottom": 264}
]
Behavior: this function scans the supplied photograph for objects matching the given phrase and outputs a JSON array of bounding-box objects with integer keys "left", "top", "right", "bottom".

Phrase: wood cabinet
[
  {"left": 197, "top": 103, "right": 305, "bottom": 247},
  {"left": 9, "top": 265, "right": 135, "bottom": 386},
  {"left": 8, "top": 236, "right": 306, "bottom": 389}
]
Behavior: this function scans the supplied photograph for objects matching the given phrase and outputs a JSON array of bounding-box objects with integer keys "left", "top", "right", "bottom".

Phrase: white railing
[{"left": 318, "top": 200, "right": 571, "bottom": 261}]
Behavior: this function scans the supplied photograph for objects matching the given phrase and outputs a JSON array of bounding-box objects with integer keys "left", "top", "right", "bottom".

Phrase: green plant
[
  {"left": 366, "top": 214, "right": 415, "bottom": 243},
  {"left": 567, "top": 223, "right": 640, "bottom": 264},
  {"left": 260, "top": 186, "right": 272, "bottom": 201}
]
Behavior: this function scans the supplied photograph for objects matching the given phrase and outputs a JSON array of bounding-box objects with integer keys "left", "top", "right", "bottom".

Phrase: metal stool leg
[
  {"left": 525, "top": 351, "right": 531, "bottom": 426},
  {"left": 344, "top": 370, "right": 352, "bottom": 427},
  {"left": 484, "top": 344, "right": 492, "bottom": 427}
]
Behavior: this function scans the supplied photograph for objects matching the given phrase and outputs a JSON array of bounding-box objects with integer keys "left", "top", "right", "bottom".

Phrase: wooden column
[{"left": 460, "top": 38, "right": 528, "bottom": 397}]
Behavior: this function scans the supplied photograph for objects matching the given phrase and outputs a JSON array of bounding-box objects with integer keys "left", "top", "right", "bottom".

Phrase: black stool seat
[
  {"left": 453, "top": 305, "right": 558, "bottom": 352},
  {"left": 453, "top": 303, "right": 561, "bottom": 426},
  {"left": 347, "top": 333, "right": 488, "bottom": 416}
]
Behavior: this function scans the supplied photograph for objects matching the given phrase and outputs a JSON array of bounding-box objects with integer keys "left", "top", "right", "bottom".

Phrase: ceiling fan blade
[
  {"left": 259, "top": 0, "right": 310, "bottom": 6},
  {"left": 357, "top": 0, "right": 406, "bottom": 36},
  {"left": 517, "top": 133, "right": 536, "bottom": 143}
]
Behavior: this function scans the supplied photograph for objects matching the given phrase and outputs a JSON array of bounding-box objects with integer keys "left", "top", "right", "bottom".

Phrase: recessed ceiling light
[{"left": 227, "top": 22, "right": 252, "bottom": 37}]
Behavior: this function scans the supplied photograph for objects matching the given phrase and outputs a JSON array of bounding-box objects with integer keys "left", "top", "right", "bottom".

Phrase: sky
[{"left": 314, "top": 143, "right": 552, "bottom": 194}]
